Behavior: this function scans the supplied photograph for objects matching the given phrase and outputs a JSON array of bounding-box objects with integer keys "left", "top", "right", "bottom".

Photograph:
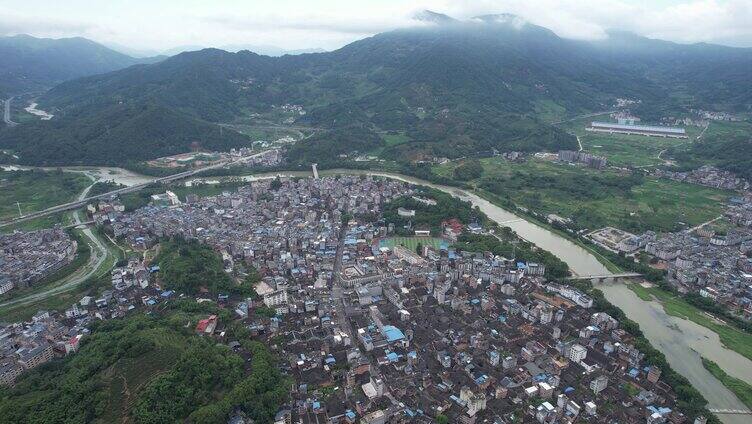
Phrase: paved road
[
  {"left": 685, "top": 215, "right": 723, "bottom": 234},
  {"left": 0, "top": 151, "right": 278, "bottom": 311},
  {"left": 331, "top": 222, "right": 400, "bottom": 409},
  {"left": 3, "top": 97, "right": 17, "bottom": 126},
  {"left": 0, "top": 182, "right": 111, "bottom": 311},
  {"left": 696, "top": 122, "right": 710, "bottom": 141}
]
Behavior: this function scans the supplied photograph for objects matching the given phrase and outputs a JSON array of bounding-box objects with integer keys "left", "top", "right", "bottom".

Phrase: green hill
[
  {"left": 0, "top": 34, "right": 160, "bottom": 96},
  {"left": 0, "top": 304, "right": 289, "bottom": 423},
  {"left": 2, "top": 13, "right": 750, "bottom": 166}
]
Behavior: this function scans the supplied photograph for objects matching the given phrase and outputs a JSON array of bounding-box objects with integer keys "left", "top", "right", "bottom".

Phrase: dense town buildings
[
  {"left": 652, "top": 166, "right": 750, "bottom": 191},
  {"left": 0, "top": 228, "right": 77, "bottom": 294},
  {"left": 639, "top": 219, "right": 752, "bottom": 319},
  {"left": 557, "top": 150, "right": 607, "bottom": 170},
  {"left": 0, "top": 177, "right": 697, "bottom": 423}
]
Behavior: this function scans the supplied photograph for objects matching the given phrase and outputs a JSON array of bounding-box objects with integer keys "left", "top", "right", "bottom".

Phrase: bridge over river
[{"left": 566, "top": 272, "right": 642, "bottom": 283}]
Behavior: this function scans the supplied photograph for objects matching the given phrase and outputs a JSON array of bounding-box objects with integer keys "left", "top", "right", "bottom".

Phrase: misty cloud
[
  {"left": 0, "top": 13, "right": 95, "bottom": 37},
  {"left": 0, "top": 0, "right": 750, "bottom": 52}
]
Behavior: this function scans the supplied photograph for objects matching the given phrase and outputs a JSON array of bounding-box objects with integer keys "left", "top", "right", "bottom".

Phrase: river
[
  {"left": 10, "top": 165, "right": 751, "bottom": 421},
  {"left": 1, "top": 165, "right": 153, "bottom": 186},
  {"left": 318, "top": 169, "right": 752, "bottom": 423}
]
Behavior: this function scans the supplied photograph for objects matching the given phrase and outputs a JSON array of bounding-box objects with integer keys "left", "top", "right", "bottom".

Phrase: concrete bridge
[
  {"left": 566, "top": 272, "right": 642, "bottom": 284},
  {"left": 708, "top": 408, "right": 752, "bottom": 415},
  {"left": 62, "top": 220, "right": 95, "bottom": 229}
]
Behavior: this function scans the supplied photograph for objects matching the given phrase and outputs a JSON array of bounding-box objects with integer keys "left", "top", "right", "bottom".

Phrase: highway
[
  {"left": 3, "top": 97, "right": 17, "bottom": 126},
  {"left": 0, "top": 151, "right": 269, "bottom": 229},
  {"left": 0, "top": 182, "right": 111, "bottom": 312},
  {"left": 0, "top": 150, "right": 274, "bottom": 311}
]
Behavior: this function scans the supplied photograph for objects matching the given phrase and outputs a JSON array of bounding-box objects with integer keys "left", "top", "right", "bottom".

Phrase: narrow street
[{"left": 330, "top": 219, "right": 397, "bottom": 407}]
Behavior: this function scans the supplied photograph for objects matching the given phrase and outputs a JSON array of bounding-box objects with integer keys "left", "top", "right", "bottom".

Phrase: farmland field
[{"left": 432, "top": 157, "right": 730, "bottom": 232}]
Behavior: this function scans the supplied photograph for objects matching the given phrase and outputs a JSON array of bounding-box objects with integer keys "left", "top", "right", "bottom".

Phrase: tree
[
  {"left": 269, "top": 177, "right": 282, "bottom": 191},
  {"left": 416, "top": 242, "right": 423, "bottom": 256},
  {"left": 453, "top": 159, "right": 483, "bottom": 181},
  {"left": 436, "top": 415, "right": 449, "bottom": 424}
]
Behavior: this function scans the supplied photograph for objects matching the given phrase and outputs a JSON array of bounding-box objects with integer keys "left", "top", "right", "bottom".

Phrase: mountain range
[
  {"left": 1, "top": 12, "right": 750, "bottom": 167},
  {"left": 108, "top": 43, "right": 326, "bottom": 59},
  {"left": 0, "top": 34, "right": 163, "bottom": 97}
]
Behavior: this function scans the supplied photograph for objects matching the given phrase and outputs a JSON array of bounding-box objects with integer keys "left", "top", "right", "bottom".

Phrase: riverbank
[
  {"left": 472, "top": 189, "right": 625, "bottom": 274},
  {"left": 628, "top": 283, "right": 752, "bottom": 365},
  {"left": 702, "top": 358, "right": 752, "bottom": 410}
]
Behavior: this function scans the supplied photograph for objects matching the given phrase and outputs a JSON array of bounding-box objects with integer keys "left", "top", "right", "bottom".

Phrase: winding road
[{"left": 0, "top": 181, "right": 111, "bottom": 312}]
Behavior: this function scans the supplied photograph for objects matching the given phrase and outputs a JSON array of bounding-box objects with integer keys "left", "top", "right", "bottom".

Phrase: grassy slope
[
  {"left": 628, "top": 283, "right": 752, "bottom": 361},
  {"left": 701, "top": 358, "right": 752, "bottom": 410},
  {"left": 702, "top": 120, "right": 752, "bottom": 140},
  {"left": 579, "top": 132, "right": 688, "bottom": 168},
  {"left": 98, "top": 328, "right": 188, "bottom": 423},
  {"left": 0, "top": 170, "right": 91, "bottom": 222}
]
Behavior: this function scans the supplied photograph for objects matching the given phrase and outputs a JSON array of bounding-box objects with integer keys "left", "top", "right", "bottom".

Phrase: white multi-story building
[
  {"left": 569, "top": 343, "right": 587, "bottom": 364},
  {"left": 263, "top": 289, "right": 288, "bottom": 308},
  {"left": 590, "top": 375, "right": 609, "bottom": 394}
]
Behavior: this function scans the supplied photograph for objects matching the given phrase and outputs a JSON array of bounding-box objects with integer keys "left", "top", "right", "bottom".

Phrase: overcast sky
[{"left": 1, "top": 0, "right": 751, "bottom": 54}]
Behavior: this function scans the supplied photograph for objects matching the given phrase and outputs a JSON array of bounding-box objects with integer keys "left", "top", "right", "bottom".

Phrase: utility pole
[{"left": 16, "top": 201, "right": 22, "bottom": 217}]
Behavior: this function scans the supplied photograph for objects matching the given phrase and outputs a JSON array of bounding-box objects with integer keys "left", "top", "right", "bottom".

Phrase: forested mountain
[
  {"left": 586, "top": 31, "right": 752, "bottom": 120},
  {"left": 0, "top": 34, "right": 160, "bottom": 96},
  {"left": 1, "top": 13, "right": 750, "bottom": 166}
]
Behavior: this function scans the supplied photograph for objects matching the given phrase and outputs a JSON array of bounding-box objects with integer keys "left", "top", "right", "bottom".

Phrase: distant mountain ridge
[
  {"left": 0, "top": 34, "right": 161, "bottom": 96},
  {"left": 122, "top": 44, "right": 327, "bottom": 58},
  {"left": 1, "top": 11, "right": 750, "bottom": 166}
]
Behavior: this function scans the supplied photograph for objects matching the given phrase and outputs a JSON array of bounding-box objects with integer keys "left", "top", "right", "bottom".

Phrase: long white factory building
[{"left": 587, "top": 121, "right": 688, "bottom": 138}]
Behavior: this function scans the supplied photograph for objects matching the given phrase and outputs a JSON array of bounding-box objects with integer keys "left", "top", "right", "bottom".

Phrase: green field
[
  {"left": 0, "top": 169, "right": 91, "bottom": 223},
  {"left": 366, "top": 132, "right": 412, "bottom": 157},
  {"left": 628, "top": 283, "right": 752, "bottom": 361},
  {"left": 434, "top": 158, "right": 729, "bottom": 232},
  {"left": 381, "top": 236, "right": 446, "bottom": 251},
  {"left": 579, "top": 132, "right": 689, "bottom": 168},
  {"left": 382, "top": 133, "right": 411, "bottom": 147},
  {"left": 534, "top": 99, "right": 568, "bottom": 123},
  {"left": 701, "top": 120, "right": 752, "bottom": 140},
  {"left": 667, "top": 120, "right": 752, "bottom": 177},
  {"left": 552, "top": 114, "right": 709, "bottom": 168}
]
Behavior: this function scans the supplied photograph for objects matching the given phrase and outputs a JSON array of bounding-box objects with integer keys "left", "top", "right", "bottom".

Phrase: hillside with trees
[
  {"left": 0, "top": 34, "right": 159, "bottom": 96},
  {"left": 155, "top": 238, "right": 253, "bottom": 297},
  {"left": 0, "top": 306, "right": 290, "bottom": 424},
  {"left": 1, "top": 13, "right": 750, "bottom": 167}
]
